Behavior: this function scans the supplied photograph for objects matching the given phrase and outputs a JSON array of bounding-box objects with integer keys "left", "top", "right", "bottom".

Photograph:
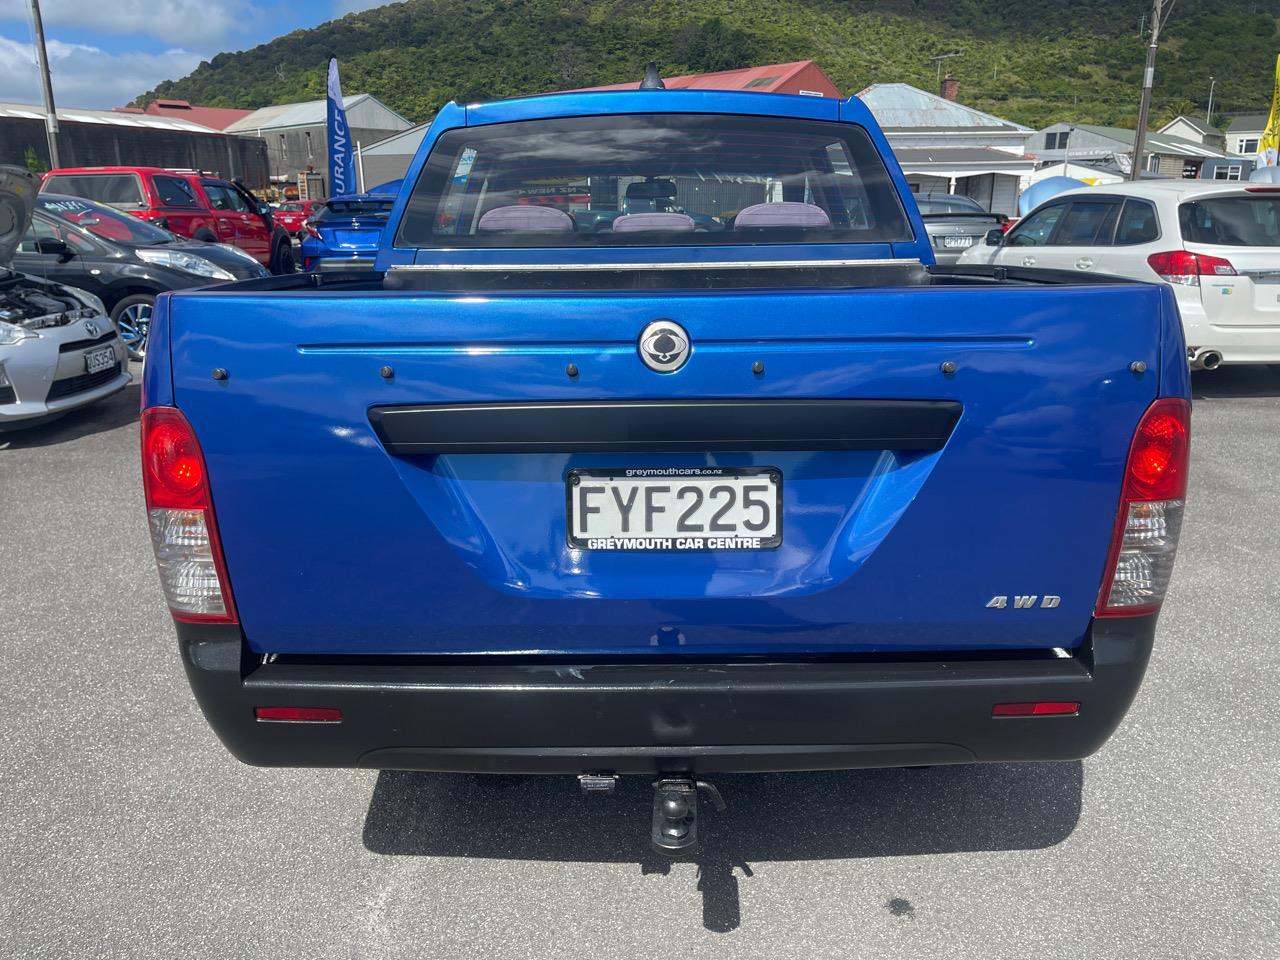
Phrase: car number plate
[
  {"left": 568, "top": 468, "right": 781, "bottom": 551},
  {"left": 943, "top": 235, "right": 975, "bottom": 248},
  {"left": 84, "top": 346, "right": 115, "bottom": 374}
]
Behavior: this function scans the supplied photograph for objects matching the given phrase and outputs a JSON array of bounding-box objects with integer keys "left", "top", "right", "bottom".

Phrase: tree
[
  {"left": 674, "top": 18, "right": 759, "bottom": 74},
  {"left": 24, "top": 146, "right": 47, "bottom": 174}
]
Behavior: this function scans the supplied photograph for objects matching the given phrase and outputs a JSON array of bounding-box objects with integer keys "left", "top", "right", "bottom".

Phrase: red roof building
[
  {"left": 577, "top": 60, "right": 840, "bottom": 98},
  {"left": 141, "top": 99, "right": 254, "bottom": 131}
]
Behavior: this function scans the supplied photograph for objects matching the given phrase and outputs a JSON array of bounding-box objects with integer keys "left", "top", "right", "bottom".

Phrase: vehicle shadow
[
  {"left": 363, "top": 762, "right": 1082, "bottom": 933},
  {"left": 1191, "top": 366, "right": 1280, "bottom": 399},
  {"left": 0, "top": 378, "right": 140, "bottom": 449}
]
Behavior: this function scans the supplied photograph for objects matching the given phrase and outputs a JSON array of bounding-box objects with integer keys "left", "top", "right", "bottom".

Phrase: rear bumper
[
  {"left": 178, "top": 615, "right": 1157, "bottom": 774},
  {"left": 1176, "top": 295, "right": 1280, "bottom": 363}
]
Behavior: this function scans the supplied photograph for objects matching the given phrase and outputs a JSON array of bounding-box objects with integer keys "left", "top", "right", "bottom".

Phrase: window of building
[
  {"left": 1043, "top": 131, "right": 1070, "bottom": 150},
  {"left": 305, "top": 131, "right": 314, "bottom": 160},
  {"left": 743, "top": 76, "right": 781, "bottom": 88},
  {"left": 1213, "top": 165, "right": 1243, "bottom": 181},
  {"left": 1241, "top": 138, "right": 1260, "bottom": 153},
  {"left": 279, "top": 134, "right": 288, "bottom": 162},
  {"left": 1181, "top": 161, "right": 1201, "bottom": 180}
]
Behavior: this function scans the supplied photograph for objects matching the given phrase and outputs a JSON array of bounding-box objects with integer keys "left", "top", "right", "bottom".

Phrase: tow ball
[
  {"left": 579, "top": 774, "right": 727, "bottom": 855},
  {"left": 653, "top": 778, "right": 727, "bottom": 856}
]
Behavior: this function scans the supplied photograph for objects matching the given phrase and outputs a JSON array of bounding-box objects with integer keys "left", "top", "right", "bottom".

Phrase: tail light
[
  {"left": 1146, "top": 250, "right": 1236, "bottom": 286},
  {"left": 1096, "top": 398, "right": 1190, "bottom": 618},
  {"left": 141, "top": 407, "right": 237, "bottom": 623},
  {"left": 303, "top": 219, "right": 321, "bottom": 239}
]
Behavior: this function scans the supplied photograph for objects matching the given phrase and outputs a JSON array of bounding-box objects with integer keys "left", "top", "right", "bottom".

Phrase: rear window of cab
[
  {"left": 396, "top": 114, "right": 911, "bottom": 248},
  {"left": 42, "top": 173, "right": 145, "bottom": 209}
]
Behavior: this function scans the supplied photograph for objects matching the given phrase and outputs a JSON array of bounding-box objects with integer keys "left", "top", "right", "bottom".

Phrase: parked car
[
  {"left": 299, "top": 193, "right": 396, "bottom": 271},
  {"left": 17, "top": 194, "right": 268, "bottom": 358},
  {"left": 273, "top": 199, "right": 325, "bottom": 237},
  {"left": 915, "top": 193, "right": 1008, "bottom": 264},
  {"left": 959, "top": 180, "right": 1280, "bottom": 369},
  {"left": 144, "top": 90, "right": 1189, "bottom": 856},
  {"left": 0, "top": 167, "right": 130, "bottom": 429},
  {"left": 40, "top": 167, "right": 296, "bottom": 275}
]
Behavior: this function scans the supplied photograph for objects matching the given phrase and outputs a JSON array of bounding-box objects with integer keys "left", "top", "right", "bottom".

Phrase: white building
[
  {"left": 1035, "top": 122, "right": 1251, "bottom": 181},
  {"left": 856, "top": 79, "right": 1035, "bottom": 216},
  {"left": 1225, "top": 114, "right": 1267, "bottom": 156}
]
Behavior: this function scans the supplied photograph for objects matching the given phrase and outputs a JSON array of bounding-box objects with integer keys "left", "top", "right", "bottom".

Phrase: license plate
[
  {"left": 84, "top": 346, "right": 115, "bottom": 374},
  {"left": 943, "top": 235, "right": 975, "bottom": 248},
  {"left": 568, "top": 468, "right": 781, "bottom": 551}
]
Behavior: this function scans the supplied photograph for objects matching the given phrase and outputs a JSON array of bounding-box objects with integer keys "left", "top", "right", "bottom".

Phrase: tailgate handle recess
[{"left": 368, "top": 399, "right": 963, "bottom": 455}]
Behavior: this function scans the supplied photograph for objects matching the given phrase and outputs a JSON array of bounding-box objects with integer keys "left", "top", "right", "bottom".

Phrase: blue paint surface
[{"left": 146, "top": 89, "right": 1189, "bottom": 657}]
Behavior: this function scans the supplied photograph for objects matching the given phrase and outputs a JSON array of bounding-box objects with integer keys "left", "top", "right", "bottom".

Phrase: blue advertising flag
[{"left": 326, "top": 58, "right": 355, "bottom": 196}]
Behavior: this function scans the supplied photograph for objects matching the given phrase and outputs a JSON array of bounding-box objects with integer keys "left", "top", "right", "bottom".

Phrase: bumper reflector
[
  {"left": 254, "top": 707, "right": 344, "bottom": 723},
  {"left": 992, "top": 701, "right": 1080, "bottom": 718}
]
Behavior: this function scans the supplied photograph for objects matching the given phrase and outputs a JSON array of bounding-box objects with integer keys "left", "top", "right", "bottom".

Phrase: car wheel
[
  {"left": 110, "top": 294, "right": 155, "bottom": 360},
  {"left": 271, "top": 239, "right": 296, "bottom": 275}
]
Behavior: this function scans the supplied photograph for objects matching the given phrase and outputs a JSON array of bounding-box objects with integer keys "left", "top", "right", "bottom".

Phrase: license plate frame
[
  {"left": 84, "top": 346, "right": 115, "bottom": 375},
  {"left": 943, "top": 235, "right": 975, "bottom": 249},
  {"left": 567, "top": 467, "right": 782, "bottom": 551}
]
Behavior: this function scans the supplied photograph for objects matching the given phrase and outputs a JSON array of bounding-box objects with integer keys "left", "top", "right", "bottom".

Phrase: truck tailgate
[{"left": 167, "top": 281, "right": 1166, "bottom": 656}]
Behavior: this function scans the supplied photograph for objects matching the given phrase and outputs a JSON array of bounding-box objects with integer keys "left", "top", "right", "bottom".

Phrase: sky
[{"left": 0, "top": 0, "right": 390, "bottom": 109}]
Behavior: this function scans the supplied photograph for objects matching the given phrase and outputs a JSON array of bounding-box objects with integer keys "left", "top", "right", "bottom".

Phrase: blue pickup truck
[{"left": 141, "top": 86, "right": 1189, "bottom": 853}]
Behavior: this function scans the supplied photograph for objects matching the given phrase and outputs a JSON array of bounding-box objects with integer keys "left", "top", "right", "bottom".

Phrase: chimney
[{"left": 940, "top": 72, "right": 958, "bottom": 102}]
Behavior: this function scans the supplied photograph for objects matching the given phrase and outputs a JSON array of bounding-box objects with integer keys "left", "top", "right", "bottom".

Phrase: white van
[{"left": 960, "top": 181, "right": 1280, "bottom": 369}]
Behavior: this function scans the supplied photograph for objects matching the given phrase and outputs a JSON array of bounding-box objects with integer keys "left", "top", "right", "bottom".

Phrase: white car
[
  {"left": 959, "top": 180, "right": 1280, "bottom": 369},
  {"left": 1, "top": 167, "right": 130, "bottom": 429}
]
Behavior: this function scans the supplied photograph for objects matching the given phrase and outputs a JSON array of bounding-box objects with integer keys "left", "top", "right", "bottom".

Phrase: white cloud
[
  {"left": 0, "top": 36, "right": 202, "bottom": 109},
  {"left": 2, "top": 0, "right": 256, "bottom": 43}
]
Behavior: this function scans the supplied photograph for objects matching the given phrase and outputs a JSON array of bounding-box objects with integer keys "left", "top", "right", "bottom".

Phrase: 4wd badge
[{"left": 987, "top": 595, "right": 1061, "bottom": 609}]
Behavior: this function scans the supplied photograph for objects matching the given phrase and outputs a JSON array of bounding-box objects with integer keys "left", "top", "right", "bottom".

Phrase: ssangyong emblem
[
  {"left": 638, "top": 319, "right": 690, "bottom": 374},
  {"left": 83, "top": 319, "right": 99, "bottom": 338}
]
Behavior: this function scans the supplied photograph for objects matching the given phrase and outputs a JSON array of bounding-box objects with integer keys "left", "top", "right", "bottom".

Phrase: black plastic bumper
[{"left": 177, "top": 617, "right": 1157, "bottom": 774}]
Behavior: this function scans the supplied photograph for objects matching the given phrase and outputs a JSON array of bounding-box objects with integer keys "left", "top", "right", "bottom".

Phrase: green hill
[{"left": 136, "top": 0, "right": 1280, "bottom": 130}]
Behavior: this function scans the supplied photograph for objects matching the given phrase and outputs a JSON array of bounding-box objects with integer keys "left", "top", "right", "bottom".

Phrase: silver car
[
  {"left": 0, "top": 167, "right": 130, "bottom": 430},
  {"left": 916, "top": 193, "right": 1008, "bottom": 265}
]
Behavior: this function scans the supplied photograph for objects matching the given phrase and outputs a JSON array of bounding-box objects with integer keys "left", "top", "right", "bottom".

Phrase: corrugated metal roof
[
  {"left": 895, "top": 146, "right": 1033, "bottom": 166},
  {"left": 857, "top": 83, "right": 1032, "bottom": 132},
  {"left": 225, "top": 94, "right": 411, "bottom": 133},
  {"left": 0, "top": 100, "right": 217, "bottom": 133},
  {"left": 578, "top": 61, "right": 831, "bottom": 94},
  {"left": 1069, "top": 123, "right": 1231, "bottom": 159},
  {"left": 143, "top": 100, "right": 253, "bottom": 130}
]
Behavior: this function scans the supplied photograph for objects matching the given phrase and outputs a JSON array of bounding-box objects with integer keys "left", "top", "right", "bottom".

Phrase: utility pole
[
  {"left": 1206, "top": 76, "right": 1216, "bottom": 123},
  {"left": 1130, "top": 0, "right": 1174, "bottom": 181},
  {"left": 29, "top": 0, "right": 60, "bottom": 168}
]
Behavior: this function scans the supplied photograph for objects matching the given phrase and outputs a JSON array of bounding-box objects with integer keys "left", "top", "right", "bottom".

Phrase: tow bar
[{"left": 581, "top": 774, "right": 727, "bottom": 856}]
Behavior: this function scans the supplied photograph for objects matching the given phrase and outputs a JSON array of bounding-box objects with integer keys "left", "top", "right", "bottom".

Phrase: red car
[
  {"left": 40, "top": 166, "right": 295, "bottom": 274},
  {"left": 273, "top": 199, "right": 325, "bottom": 237}
]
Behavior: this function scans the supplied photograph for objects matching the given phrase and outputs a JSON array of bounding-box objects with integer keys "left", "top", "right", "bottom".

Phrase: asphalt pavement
[{"left": 1, "top": 363, "right": 1277, "bottom": 959}]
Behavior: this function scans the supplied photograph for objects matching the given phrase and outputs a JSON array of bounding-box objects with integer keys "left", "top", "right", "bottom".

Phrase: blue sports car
[{"left": 300, "top": 192, "right": 396, "bottom": 271}]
